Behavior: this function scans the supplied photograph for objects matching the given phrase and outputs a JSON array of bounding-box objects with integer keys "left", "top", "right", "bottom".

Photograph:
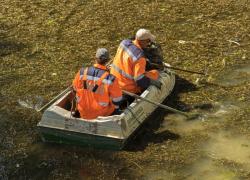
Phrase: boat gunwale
[{"left": 37, "top": 123, "right": 125, "bottom": 140}]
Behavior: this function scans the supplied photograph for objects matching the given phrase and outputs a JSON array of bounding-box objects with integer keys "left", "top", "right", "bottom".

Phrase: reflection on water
[
  {"left": 17, "top": 96, "right": 44, "bottom": 111},
  {"left": 161, "top": 114, "right": 205, "bottom": 134},
  {"left": 208, "top": 101, "right": 241, "bottom": 118},
  {"left": 184, "top": 132, "right": 250, "bottom": 180},
  {"left": 159, "top": 99, "right": 242, "bottom": 134},
  {"left": 205, "top": 132, "right": 250, "bottom": 169},
  {"left": 214, "top": 63, "right": 250, "bottom": 87},
  {"left": 182, "top": 157, "right": 237, "bottom": 180}
]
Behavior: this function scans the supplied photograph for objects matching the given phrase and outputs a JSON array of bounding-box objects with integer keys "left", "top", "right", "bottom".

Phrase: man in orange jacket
[
  {"left": 73, "top": 48, "right": 123, "bottom": 120},
  {"left": 110, "top": 28, "right": 162, "bottom": 94}
]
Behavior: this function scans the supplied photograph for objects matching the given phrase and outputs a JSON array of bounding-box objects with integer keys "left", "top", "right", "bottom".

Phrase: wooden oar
[
  {"left": 37, "top": 86, "right": 72, "bottom": 112},
  {"left": 122, "top": 90, "right": 199, "bottom": 119},
  {"left": 151, "top": 62, "right": 205, "bottom": 75}
]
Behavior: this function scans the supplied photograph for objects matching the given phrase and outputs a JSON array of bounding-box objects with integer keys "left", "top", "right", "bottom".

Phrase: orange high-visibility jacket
[
  {"left": 110, "top": 39, "right": 159, "bottom": 93},
  {"left": 73, "top": 64, "right": 123, "bottom": 120}
]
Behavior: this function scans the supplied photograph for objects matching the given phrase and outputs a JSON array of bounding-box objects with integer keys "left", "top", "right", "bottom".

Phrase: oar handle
[
  {"left": 165, "top": 66, "right": 205, "bottom": 75},
  {"left": 122, "top": 90, "right": 190, "bottom": 117},
  {"left": 150, "top": 62, "right": 205, "bottom": 75},
  {"left": 37, "top": 86, "right": 72, "bottom": 112}
]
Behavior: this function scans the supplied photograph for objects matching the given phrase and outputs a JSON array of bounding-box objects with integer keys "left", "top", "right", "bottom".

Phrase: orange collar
[
  {"left": 133, "top": 39, "right": 142, "bottom": 49},
  {"left": 93, "top": 63, "right": 108, "bottom": 70}
]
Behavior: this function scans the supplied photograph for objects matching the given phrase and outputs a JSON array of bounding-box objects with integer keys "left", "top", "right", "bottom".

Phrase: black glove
[
  {"left": 150, "top": 79, "right": 162, "bottom": 89},
  {"left": 113, "top": 108, "right": 123, "bottom": 115}
]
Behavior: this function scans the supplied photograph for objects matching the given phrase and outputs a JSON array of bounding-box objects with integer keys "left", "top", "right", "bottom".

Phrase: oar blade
[{"left": 186, "top": 113, "right": 202, "bottom": 120}]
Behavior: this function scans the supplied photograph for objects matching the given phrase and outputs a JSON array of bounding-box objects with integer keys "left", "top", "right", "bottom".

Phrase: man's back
[
  {"left": 111, "top": 39, "right": 148, "bottom": 93},
  {"left": 73, "top": 48, "right": 122, "bottom": 120}
]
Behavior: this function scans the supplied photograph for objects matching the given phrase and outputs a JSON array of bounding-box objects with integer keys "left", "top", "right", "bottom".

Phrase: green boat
[{"left": 37, "top": 65, "right": 175, "bottom": 150}]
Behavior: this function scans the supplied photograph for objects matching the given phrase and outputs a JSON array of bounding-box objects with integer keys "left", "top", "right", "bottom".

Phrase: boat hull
[{"left": 38, "top": 126, "right": 124, "bottom": 150}]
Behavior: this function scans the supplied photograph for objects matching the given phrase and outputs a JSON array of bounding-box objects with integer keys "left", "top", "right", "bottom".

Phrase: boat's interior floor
[{"left": 56, "top": 91, "right": 136, "bottom": 117}]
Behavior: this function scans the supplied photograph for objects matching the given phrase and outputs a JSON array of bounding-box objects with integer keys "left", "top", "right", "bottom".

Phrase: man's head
[
  {"left": 135, "top": 28, "right": 155, "bottom": 48},
  {"left": 95, "top": 48, "right": 110, "bottom": 65}
]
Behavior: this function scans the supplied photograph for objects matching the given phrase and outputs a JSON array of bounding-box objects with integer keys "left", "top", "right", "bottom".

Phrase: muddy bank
[{"left": 1, "top": 0, "right": 250, "bottom": 179}]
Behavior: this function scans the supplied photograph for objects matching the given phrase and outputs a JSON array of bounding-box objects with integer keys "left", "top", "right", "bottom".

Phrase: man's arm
[
  {"left": 134, "top": 58, "right": 162, "bottom": 90},
  {"left": 134, "top": 58, "right": 151, "bottom": 89},
  {"left": 109, "top": 78, "right": 123, "bottom": 108}
]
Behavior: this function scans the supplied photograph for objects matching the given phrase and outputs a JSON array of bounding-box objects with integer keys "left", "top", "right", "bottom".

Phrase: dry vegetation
[{"left": 0, "top": 0, "right": 250, "bottom": 179}]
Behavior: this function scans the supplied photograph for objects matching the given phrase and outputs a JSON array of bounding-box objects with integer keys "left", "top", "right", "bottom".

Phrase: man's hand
[
  {"left": 150, "top": 79, "right": 162, "bottom": 89},
  {"left": 113, "top": 108, "right": 123, "bottom": 115}
]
